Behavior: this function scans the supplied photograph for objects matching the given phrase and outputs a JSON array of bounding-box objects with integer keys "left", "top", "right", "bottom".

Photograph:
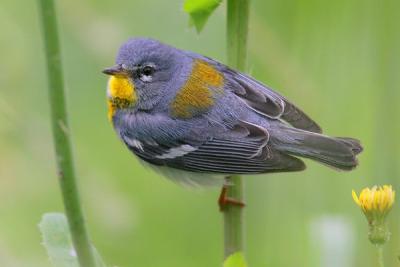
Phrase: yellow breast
[{"left": 107, "top": 75, "right": 137, "bottom": 121}]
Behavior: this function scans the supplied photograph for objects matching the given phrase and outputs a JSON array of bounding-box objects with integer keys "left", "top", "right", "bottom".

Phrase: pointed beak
[{"left": 102, "top": 65, "right": 127, "bottom": 76}]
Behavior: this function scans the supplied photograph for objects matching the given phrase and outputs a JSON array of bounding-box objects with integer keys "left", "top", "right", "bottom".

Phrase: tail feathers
[
  {"left": 272, "top": 128, "right": 363, "bottom": 171},
  {"left": 336, "top": 137, "right": 363, "bottom": 155}
]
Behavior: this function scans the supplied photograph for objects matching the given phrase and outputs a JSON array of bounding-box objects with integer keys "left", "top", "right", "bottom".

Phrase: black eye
[
  {"left": 138, "top": 65, "right": 155, "bottom": 82},
  {"left": 142, "top": 65, "right": 154, "bottom": 76}
]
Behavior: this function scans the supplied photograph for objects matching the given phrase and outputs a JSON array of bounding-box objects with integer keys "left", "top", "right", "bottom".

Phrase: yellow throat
[{"left": 107, "top": 75, "right": 137, "bottom": 121}]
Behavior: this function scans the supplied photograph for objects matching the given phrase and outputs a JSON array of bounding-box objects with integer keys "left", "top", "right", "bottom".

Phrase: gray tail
[{"left": 271, "top": 127, "right": 363, "bottom": 171}]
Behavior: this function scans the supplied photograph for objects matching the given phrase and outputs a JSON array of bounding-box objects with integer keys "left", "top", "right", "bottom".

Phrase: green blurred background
[{"left": 0, "top": 0, "right": 399, "bottom": 266}]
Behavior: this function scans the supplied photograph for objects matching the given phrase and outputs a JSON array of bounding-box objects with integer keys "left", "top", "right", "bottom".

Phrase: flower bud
[{"left": 352, "top": 185, "right": 395, "bottom": 245}]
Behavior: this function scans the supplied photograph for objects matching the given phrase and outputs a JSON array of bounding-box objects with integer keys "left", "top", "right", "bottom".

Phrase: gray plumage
[{"left": 105, "top": 38, "right": 362, "bottom": 186}]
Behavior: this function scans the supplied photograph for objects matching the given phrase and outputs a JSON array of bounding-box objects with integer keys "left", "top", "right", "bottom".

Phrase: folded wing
[
  {"left": 223, "top": 68, "right": 322, "bottom": 133},
  {"left": 121, "top": 120, "right": 305, "bottom": 174}
]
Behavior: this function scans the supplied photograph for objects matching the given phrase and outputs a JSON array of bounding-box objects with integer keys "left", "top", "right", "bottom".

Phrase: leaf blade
[
  {"left": 39, "top": 213, "right": 107, "bottom": 267},
  {"left": 223, "top": 251, "right": 248, "bottom": 267},
  {"left": 183, "top": 0, "right": 222, "bottom": 32},
  {"left": 39, "top": 213, "right": 79, "bottom": 267}
]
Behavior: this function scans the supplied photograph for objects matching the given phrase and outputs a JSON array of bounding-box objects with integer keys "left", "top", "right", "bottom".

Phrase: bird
[{"left": 103, "top": 38, "right": 362, "bottom": 205}]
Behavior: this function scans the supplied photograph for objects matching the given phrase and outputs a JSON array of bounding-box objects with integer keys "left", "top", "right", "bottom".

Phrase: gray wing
[
  {"left": 224, "top": 68, "right": 322, "bottom": 133},
  {"left": 121, "top": 120, "right": 305, "bottom": 174},
  {"left": 194, "top": 54, "right": 322, "bottom": 133}
]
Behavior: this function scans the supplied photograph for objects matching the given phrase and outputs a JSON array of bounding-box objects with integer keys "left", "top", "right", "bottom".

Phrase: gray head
[{"left": 103, "top": 38, "right": 188, "bottom": 112}]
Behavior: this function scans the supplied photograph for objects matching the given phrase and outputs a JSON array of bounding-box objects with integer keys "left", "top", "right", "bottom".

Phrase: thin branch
[{"left": 37, "top": 0, "right": 97, "bottom": 266}]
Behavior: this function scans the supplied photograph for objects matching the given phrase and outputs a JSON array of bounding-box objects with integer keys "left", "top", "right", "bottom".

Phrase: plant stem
[
  {"left": 223, "top": 175, "right": 245, "bottom": 257},
  {"left": 377, "top": 245, "right": 385, "bottom": 267},
  {"left": 224, "top": 0, "right": 250, "bottom": 259},
  {"left": 227, "top": 0, "right": 249, "bottom": 71},
  {"left": 37, "top": 1, "right": 97, "bottom": 266}
]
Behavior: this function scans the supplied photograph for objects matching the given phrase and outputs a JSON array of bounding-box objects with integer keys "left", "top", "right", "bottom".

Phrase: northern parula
[{"left": 103, "top": 38, "right": 362, "bottom": 187}]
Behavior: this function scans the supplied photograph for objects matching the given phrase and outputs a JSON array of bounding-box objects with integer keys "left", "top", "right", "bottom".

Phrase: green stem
[
  {"left": 223, "top": 175, "right": 245, "bottom": 257},
  {"left": 377, "top": 245, "right": 385, "bottom": 267},
  {"left": 224, "top": 0, "right": 250, "bottom": 259},
  {"left": 227, "top": 0, "right": 250, "bottom": 71},
  {"left": 37, "top": 1, "right": 97, "bottom": 266}
]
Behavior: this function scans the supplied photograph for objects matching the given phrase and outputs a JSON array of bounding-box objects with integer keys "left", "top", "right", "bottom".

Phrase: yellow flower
[
  {"left": 352, "top": 185, "right": 395, "bottom": 245},
  {"left": 352, "top": 185, "right": 395, "bottom": 215}
]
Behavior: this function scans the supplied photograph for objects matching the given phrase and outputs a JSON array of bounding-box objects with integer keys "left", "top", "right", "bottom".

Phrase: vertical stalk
[
  {"left": 224, "top": 0, "right": 250, "bottom": 259},
  {"left": 37, "top": 0, "right": 97, "bottom": 266},
  {"left": 227, "top": 0, "right": 249, "bottom": 72},
  {"left": 377, "top": 245, "right": 385, "bottom": 267},
  {"left": 223, "top": 175, "right": 245, "bottom": 257}
]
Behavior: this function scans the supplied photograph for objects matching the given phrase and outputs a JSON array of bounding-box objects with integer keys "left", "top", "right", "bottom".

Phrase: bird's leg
[{"left": 218, "top": 184, "right": 245, "bottom": 211}]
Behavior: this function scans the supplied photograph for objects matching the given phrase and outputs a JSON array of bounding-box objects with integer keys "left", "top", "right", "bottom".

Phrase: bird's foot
[{"left": 218, "top": 184, "right": 245, "bottom": 212}]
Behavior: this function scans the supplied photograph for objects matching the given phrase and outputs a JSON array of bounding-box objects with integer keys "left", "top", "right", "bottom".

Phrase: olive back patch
[{"left": 171, "top": 60, "right": 224, "bottom": 118}]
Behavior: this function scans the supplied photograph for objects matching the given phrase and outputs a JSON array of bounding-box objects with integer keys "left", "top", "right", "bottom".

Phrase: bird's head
[
  {"left": 103, "top": 38, "right": 181, "bottom": 120},
  {"left": 103, "top": 38, "right": 225, "bottom": 122}
]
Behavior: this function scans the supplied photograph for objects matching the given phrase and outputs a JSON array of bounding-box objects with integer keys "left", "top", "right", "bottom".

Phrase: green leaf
[
  {"left": 93, "top": 247, "right": 107, "bottom": 267},
  {"left": 183, "top": 0, "right": 222, "bottom": 33},
  {"left": 39, "top": 213, "right": 107, "bottom": 267},
  {"left": 223, "top": 251, "right": 248, "bottom": 267},
  {"left": 39, "top": 213, "right": 79, "bottom": 267}
]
